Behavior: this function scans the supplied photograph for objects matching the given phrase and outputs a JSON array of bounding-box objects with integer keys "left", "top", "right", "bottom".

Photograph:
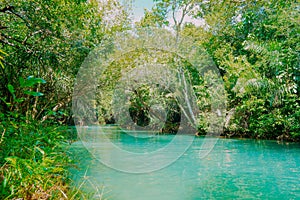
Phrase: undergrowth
[{"left": 0, "top": 115, "right": 89, "bottom": 199}]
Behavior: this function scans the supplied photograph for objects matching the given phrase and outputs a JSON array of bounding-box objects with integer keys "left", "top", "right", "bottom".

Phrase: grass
[{"left": 0, "top": 116, "right": 91, "bottom": 199}]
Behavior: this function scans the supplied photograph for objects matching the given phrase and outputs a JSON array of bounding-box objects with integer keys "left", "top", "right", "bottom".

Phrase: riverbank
[{"left": 0, "top": 119, "right": 85, "bottom": 199}]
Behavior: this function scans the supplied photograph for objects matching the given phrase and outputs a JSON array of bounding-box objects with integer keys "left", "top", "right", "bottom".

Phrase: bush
[
  {"left": 226, "top": 94, "right": 300, "bottom": 141},
  {"left": 0, "top": 114, "right": 79, "bottom": 199}
]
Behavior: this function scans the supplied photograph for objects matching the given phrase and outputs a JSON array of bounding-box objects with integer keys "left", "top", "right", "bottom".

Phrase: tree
[
  {"left": 145, "top": 0, "right": 299, "bottom": 139},
  {"left": 0, "top": 0, "right": 129, "bottom": 123},
  {"left": 197, "top": 0, "right": 300, "bottom": 139},
  {"left": 142, "top": 0, "right": 200, "bottom": 39}
]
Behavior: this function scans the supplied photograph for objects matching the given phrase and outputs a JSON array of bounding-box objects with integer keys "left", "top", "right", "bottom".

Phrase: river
[{"left": 70, "top": 126, "right": 300, "bottom": 199}]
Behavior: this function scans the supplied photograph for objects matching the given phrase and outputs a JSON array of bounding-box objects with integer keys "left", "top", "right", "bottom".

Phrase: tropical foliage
[
  {"left": 0, "top": 0, "right": 299, "bottom": 199},
  {"left": 0, "top": 0, "right": 129, "bottom": 199}
]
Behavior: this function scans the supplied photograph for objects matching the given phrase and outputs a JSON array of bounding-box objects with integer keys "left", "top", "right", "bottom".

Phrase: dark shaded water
[{"left": 70, "top": 127, "right": 300, "bottom": 199}]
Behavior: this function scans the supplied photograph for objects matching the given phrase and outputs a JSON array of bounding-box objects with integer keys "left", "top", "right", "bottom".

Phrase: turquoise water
[{"left": 70, "top": 127, "right": 300, "bottom": 199}]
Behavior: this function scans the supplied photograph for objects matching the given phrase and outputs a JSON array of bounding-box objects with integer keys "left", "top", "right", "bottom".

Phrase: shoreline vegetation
[{"left": 0, "top": 0, "right": 299, "bottom": 199}]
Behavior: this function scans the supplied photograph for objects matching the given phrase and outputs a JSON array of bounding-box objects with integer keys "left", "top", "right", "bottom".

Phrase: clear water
[{"left": 70, "top": 127, "right": 300, "bottom": 200}]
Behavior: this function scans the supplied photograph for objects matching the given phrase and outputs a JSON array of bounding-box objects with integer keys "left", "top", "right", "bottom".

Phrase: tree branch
[
  {"left": 22, "top": 30, "right": 43, "bottom": 45},
  {"left": 41, "top": 97, "right": 71, "bottom": 122},
  {"left": 0, "top": 38, "right": 16, "bottom": 47},
  {"left": 0, "top": 5, "right": 14, "bottom": 13},
  {"left": 0, "top": 128, "right": 5, "bottom": 144},
  {"left": 0, "top": 5, "right": 30, "bottom": 28}
]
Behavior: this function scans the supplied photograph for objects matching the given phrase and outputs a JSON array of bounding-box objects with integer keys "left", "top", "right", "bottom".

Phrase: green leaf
[
  {"left": 34, "top": 78, "right": 47, "bottom": 84},
  {"left": 0, "top": 49, "right": 7, "bottom": 69},
  {"left": 0, "top": 61, "right": 4, "bottom": 69},
  {"left": 35, "top": 146, "right": 45, "bottom": 156},
  {"left": 15, "top": 97, "right": 26, "bottom": 103},
  {"left": 24, "top": 90, "right": 44, "bottom": 97},
  {"left": 19, "top": 77, "right": 25, "bottom": 87},
  {"left": 25, "top": 76, "right": 47, "bottom": 87},
  {"left": 5, "top": 157, "right": 18, "bottom": 166},
  {"left": 0, "top": 49, "right": 7, "bottom": 55},
  {"left": 7, "top": 84, "right": 15, "bottom": 95}
]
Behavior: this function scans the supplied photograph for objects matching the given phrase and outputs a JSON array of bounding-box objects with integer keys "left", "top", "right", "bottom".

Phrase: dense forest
[{"left": 0, "top": 0, "right": 299, "bottom": 199}]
